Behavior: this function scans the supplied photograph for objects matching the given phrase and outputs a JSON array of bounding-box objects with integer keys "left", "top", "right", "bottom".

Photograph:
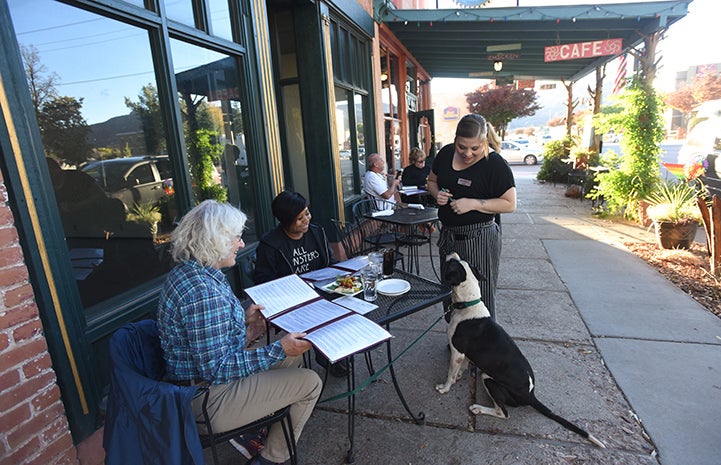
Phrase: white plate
[{"left": 377, "top": 279, "right": 410, "bottom": 296}]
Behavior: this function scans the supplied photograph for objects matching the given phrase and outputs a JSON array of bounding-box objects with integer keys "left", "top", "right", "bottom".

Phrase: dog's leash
[{"left": 318, "top": 308, "right": 452, "bottom": 404}]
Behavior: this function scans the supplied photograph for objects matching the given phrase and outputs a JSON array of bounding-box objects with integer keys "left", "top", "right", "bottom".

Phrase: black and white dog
[{"left": 435, "top": 252, "right": 605, "bottom": 448}]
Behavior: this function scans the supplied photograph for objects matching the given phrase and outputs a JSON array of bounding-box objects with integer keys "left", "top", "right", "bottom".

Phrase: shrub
[{"left": 536, "top": 137, "right": 573, "bottom": 183}]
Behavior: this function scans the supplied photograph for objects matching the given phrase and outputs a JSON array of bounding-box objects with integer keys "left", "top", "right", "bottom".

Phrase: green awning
[{"left": 375, "top": 1, "right": 690, "bottom": 81}]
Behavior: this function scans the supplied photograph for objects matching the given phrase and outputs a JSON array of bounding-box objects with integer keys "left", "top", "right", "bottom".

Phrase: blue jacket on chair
[{"left": 103, "top": 320, "right": 204, "bottom": 465}]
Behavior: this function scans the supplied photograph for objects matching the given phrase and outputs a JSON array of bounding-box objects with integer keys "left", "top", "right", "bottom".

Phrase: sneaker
[{"left": 229, "top": 432, "right": 265, "bottom": 460}]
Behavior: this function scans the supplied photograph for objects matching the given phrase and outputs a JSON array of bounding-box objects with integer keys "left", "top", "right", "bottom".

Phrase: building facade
[{"left": 0, "top": 0, "right": 432, "bottom": 463}]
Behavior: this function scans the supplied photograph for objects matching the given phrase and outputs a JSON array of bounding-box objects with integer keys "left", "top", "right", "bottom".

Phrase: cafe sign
[{"left": 544, "top": 38, "right": 622, "bottom": 62}]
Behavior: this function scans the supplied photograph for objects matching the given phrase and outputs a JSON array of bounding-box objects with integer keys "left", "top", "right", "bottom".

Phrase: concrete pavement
[{"left": 208, "top": 166, "right": 721, "bottom": 465}]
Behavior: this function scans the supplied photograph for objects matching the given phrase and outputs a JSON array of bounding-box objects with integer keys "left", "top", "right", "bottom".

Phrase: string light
[{"left": 379, "top": 2, "right": 687, "bottom": 26}]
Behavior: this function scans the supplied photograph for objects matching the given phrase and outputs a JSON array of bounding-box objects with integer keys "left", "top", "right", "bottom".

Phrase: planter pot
[{"left": 653, "top": 220, "right": 698, "bottom": 249}]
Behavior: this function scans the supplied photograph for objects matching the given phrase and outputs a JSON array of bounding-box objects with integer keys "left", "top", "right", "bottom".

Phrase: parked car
[
  {"left": 676, "top": 118, "right": 721, "bottom": 197},
  {"left": 499, "top": 140, "right": 544, "bottom": 165},
  {"left": 81, "top": 155, "right": 172, "bottom": 209}
]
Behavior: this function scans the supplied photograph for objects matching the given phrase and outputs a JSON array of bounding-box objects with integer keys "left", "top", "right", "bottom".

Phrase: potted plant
[{"left": 645, "top": 180, "right": 702, "bottom": 249}]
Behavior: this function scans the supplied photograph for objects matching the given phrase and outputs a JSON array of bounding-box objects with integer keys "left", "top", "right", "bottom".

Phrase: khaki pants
[{"left": 192, "top": 356, "right": 322, "bottom": 463}]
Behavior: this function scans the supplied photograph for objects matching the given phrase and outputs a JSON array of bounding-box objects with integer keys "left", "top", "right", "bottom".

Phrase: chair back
[
  {"left": 104, "top": 320, "right": 204, "bottom": 465},
  {"left": 352, "top": 198, "right": 395, "bottom": 221},
  {"left": 332, "top": 218, "right": 365, "bottom": 259}
]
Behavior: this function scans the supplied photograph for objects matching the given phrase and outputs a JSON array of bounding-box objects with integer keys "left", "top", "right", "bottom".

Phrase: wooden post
[{"left": 698, "top": 194, "right": 721, "bottom": 276}]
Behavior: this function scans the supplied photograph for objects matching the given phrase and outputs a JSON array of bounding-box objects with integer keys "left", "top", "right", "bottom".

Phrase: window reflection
[
  {"left": 335, "top": 87, "right": 353, "bottom": 199},
  {"left": 169, "top": 39, "right": 257, "bottom": 242},
  {"left": 163, "top": 0, "right": 195, "bottom": 27},
  {"left": 208, "top": 0, "right": 233, "bottom": 41},
  {"left": 10, "top": 0, "right": 176, "bottom": 308}
]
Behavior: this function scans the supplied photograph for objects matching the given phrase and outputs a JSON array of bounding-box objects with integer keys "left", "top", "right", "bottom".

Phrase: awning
[{"left": 375, "top": 1, "right": 690, "bottom": 82}]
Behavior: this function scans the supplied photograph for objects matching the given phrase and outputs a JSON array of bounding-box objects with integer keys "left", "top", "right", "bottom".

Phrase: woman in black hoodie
[{"left": 252, "top": 191, "right": 346, "bottom": 377}]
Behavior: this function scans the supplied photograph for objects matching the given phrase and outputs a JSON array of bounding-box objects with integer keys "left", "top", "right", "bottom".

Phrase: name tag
[{"left": 457, "top": 178, "right": 472, "bottom": 187}]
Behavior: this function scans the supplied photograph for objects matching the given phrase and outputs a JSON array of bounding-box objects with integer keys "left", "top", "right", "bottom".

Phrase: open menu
[
  {"left": 298, "top": 256, "right": 370, "bottom": 282},
  {"left": 243, "top": 274, "right": 391, "bottom": 363}
]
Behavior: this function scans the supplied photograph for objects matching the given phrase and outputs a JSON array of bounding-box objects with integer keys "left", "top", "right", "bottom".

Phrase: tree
[
  {"left": 665, "top": 72, "right": 721, "bottom": 117},
  {"left": 36, "top": 96, "right": 91, "bottom": 165},
  {"left": 562, "top": 80, "right": 578, "bottom": 138},
  {"left": 465, "top": 84, "right": 540, "bottom": 139},
  {"left": 20, "top": 44, "right": 58, "bottom": 114},
  {"left": 125, "top": 84, "right": 166, "bottom": 155},
  {"left": 594, "top": 78, "right": 665, "bottom": 219}
]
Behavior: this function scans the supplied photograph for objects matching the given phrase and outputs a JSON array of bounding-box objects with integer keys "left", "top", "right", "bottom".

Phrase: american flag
[{"left": 612, "top": 53, "right": 627, "bottom": 95}]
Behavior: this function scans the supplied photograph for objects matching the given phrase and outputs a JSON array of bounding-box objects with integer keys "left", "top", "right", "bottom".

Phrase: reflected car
[
  {"left": 499, "top": 140, "right": 544, "bottom": 165},
  {"left": 81, "top": 155, "right": 172, "bottom": 209}
]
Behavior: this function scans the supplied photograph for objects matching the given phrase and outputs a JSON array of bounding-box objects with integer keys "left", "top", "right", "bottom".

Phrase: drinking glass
[
  {"left": 382, "top": 248, "right": 395, "bottom": 278},
  {"left": 368, "top": 251, "right": 383, "bottom": 273},
  {"left": 362, "top": 266, "right": 378, "bottom": 301}
]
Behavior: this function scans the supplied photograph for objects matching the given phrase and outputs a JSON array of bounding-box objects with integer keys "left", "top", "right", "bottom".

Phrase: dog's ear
[{"left": 442, "top": 258, "right": 467, "bottom": 287}]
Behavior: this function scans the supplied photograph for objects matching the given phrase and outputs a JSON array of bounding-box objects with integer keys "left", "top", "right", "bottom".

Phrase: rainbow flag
[{"left": 661, "top": 162, "right": 685, "bottom": 180}]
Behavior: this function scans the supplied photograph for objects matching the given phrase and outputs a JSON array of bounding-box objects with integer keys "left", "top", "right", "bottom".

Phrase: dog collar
[{"left": 450, "top": 298, "right": 482, "bottom": 310}]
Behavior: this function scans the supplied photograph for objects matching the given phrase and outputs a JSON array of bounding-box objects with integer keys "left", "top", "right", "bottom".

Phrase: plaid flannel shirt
[{"left": 158, "top": 260, "right": 285, "bottom": 384}]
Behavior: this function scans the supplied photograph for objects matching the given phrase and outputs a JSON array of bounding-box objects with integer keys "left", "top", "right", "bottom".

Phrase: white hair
[{"left": 171, "top": 200, "right": 246, "bottom": 267}]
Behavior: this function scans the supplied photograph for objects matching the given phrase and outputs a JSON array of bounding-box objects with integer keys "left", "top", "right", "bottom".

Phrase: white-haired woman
[{"left": 157, "top": 200, "right": 322, "bottom": 465}]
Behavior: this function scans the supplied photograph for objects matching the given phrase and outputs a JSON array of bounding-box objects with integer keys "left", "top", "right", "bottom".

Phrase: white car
[{"left": 499, "top": 140, "right": 544, "bottom": 165}]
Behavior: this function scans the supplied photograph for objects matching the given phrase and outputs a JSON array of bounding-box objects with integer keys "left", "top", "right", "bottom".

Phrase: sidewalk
[{"left": 209, "top": 169, "right": 721, "bottom": 465}]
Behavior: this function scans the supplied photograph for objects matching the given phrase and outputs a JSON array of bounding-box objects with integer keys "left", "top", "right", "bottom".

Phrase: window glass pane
[
  {"left": 335, "top": 87, "right": 353, "bottom": 200},
  {"left": 274, "top": 11, "right": 298, "bottom": 80},
  {"left": 164, "top": 0, "right": 195, "bottom": 27},
  {"left": 10, "top": 0, "right": 177, "bottom": 308},
  {"left": 282, "top": 85, "right": 308, "bottom": 196},
  {"left": 354, "top": 94, "right": 367, "bottom": 179},
  {"left": 208, "top": 0, "right": 233, "bottom": 41},
  {"left": 169, "top": 39, "right": 257, "bottom": 243},
  {"left": 120, "top": 0, "right": 146, "bottom": 8}
]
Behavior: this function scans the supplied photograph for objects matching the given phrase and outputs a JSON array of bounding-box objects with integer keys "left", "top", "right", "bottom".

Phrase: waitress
[{"left": 427, "top": 114, "right": 516, "bottom": 319}]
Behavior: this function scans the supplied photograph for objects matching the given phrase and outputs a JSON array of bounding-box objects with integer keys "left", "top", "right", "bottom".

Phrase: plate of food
[{"left": 320, "top": 274, "right": 363, "bottom": 296}]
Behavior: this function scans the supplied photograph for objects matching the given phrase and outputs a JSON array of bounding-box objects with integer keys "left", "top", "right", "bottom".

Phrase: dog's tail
[{"left": 530, "top": 397, "right": 606, "bottom": 448}]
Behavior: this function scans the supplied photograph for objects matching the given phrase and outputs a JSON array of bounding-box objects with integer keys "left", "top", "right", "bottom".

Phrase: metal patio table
[{"left": 316, "top": 268, "right": 451, "bottom": 463}]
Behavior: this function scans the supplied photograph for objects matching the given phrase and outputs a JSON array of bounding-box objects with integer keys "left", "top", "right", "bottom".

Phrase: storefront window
[
  {"left": 163, "top": 0, "right": 195, "bottom": 27},
  {"left": 11, "top": 0, "right": 177, "bottom": 308},
  {"left": 208, "top": 0, "right": 233, "bottom": 41},
  {"left": 169, "top": 39, "right": 257, "bottom": 242}
]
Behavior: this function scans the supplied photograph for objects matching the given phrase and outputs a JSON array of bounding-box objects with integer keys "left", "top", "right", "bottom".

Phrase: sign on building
[{"left": 544, "top": 38, "right": 622, "bottom": 62}]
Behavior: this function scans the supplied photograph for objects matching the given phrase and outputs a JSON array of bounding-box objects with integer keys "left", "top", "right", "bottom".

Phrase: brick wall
[{"left": 0, "top": 172, "right": 78, "bottom": 465}]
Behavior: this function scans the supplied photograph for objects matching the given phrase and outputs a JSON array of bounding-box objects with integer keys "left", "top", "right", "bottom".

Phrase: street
[{"left": 603, "top": 140, "right": 685, "bottom": 180}]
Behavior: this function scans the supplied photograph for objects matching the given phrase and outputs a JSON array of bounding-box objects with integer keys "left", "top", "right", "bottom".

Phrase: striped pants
[{"left": 437, "top": 220, "right": 501, "bottom": 320}]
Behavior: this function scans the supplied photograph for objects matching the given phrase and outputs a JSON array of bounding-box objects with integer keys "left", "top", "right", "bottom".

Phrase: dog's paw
[
  {"left": 468, "top": 404, "right": 483, "bottom": 415},
  {"left": 435, "top": 383, "right": 451, "bottom": 394}
]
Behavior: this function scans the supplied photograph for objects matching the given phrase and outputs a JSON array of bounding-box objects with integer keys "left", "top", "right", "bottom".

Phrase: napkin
[
  {"left": 371, "top": 209, "right": 395, "bottom": 217},
  {"left": 407, "top": 203, "right": 424, "bottom": 209}
]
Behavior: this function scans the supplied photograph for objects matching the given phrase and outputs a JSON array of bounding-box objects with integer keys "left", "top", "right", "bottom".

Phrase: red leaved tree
[
  {"left": 465, "top": 84, "right": 541, "bottom": 140},
  {"left": 665, "top": 71, "right": 721, "bottom": 129}
]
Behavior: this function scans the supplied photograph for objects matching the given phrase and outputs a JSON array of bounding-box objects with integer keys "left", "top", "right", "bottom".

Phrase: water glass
[
  {"left": 362, "top": 266, "right": 378, "bottom": 301},
  {"left": 368, "top": 251, "right": 383, "bottom": 273}
]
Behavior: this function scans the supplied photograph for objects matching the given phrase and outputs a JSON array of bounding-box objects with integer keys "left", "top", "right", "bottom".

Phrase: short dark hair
[{"left": 272, "top": 190, "right": 309, "bottom": 228}]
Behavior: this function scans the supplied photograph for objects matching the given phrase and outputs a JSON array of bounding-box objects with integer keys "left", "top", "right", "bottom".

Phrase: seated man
[
  {"left": 253, "top": 190, "right": 348, "bottom": 378},
  {"left": 157, "top": 200, "right": 322, "bottom": 465},
  {"left": 363, "top": 153, "right": 400, "bottom": 204}
]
